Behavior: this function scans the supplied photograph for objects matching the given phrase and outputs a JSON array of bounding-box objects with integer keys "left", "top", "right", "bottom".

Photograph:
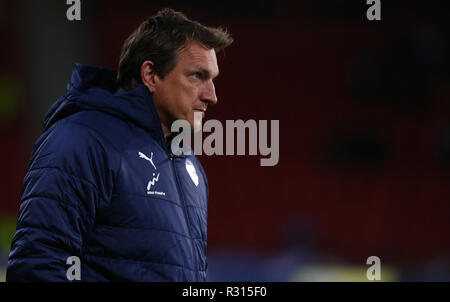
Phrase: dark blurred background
[{"left": 1, "top": 0, "right": 450, "bottom": 281}]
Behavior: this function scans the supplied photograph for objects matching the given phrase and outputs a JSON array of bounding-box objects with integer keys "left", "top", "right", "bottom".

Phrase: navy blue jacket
[{"left": 6, "top": 63, "right": 209, "bottom": 281}]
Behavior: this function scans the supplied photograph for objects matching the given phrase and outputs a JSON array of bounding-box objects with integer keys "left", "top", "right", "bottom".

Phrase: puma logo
[{"left": 138, "top": 151, "right": 157, "bottom": 170}]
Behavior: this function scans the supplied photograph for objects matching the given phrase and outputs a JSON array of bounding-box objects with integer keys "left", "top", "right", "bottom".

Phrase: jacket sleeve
[{"left": 6, "top": 122, "right": 115, "bottom": 281}]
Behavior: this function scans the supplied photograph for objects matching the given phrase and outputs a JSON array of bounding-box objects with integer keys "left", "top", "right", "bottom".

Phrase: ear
[{"left": 140, "top": 61, "right": 158, "bottom": 93}]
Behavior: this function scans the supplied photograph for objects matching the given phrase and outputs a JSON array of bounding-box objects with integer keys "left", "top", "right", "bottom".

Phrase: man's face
[{"left": 150, "top": 41, "right": 219, "bottom": 134}]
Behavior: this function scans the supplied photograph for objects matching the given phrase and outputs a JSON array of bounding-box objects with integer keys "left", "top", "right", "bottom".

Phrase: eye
[{"left": 192, "top": 72, "right": 201, "bottom": 79}]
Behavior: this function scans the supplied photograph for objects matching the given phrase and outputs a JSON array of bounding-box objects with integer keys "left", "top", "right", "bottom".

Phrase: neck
[
  {"left": 152, "top": 103, "right": 171, "bottom": 140},
  {"left": 161, "top": 122, "right": 171, "bottom": 140}
]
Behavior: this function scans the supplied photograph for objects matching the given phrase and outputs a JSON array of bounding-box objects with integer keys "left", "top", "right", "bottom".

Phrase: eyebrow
[{"left": 195, "top": 67, "right": 219, "bottom": 79}]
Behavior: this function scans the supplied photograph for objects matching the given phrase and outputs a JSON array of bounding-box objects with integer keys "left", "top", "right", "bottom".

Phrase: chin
[
  {"left": 193, "top": 119, "right": 203, "bottom": 132},
  {"left": 192, "top": 112, "right": 203, "bottom": 132}
]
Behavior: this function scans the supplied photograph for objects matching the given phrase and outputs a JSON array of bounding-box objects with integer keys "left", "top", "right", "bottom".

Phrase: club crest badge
[{"left": 185, "top": 159, "right": 199, "bottom": 186}]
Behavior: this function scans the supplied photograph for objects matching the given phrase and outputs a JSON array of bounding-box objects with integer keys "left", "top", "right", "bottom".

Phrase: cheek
[
  {"left": 159, "top": 76, "right": 199, "bottom": 117},
  {"left": 179, "top": 84, "right": 199, "bottom": 108},
  {"left": 182, "top": 80, "right": 199, "bottom": 97}
]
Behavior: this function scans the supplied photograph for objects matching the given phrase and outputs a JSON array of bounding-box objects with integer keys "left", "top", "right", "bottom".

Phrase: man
[{"left": 6, "top": 8, "right": 232, "bottom": 281}]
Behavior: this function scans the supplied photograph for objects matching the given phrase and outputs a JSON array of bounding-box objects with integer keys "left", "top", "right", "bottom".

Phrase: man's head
[{"left": 117, "top": 8, "right": 233, "bottom": 136}]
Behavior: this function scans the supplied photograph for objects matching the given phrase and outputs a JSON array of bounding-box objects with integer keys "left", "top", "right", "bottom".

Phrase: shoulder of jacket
[{"left": 53, "top": 111, "right": 137, "bottom": 153}]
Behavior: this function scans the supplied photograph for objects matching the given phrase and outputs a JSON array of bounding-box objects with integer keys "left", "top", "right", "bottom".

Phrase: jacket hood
[{"left": 44, "top": 63, "right": 166, "bottom": 146}]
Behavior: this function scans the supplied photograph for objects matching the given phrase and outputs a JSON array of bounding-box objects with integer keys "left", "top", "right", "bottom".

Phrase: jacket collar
[{"left": 44, "top": 63, "right": 167, "bottom": 149}]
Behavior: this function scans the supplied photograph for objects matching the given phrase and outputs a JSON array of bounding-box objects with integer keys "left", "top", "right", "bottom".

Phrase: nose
[{"left": 201, "top": 80, "right": 218, "bottom": 105}]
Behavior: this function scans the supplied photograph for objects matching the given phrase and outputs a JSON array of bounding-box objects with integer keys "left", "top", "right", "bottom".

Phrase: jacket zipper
[{"left": 169, "top": 152, "right": 197, "bottom": 272}]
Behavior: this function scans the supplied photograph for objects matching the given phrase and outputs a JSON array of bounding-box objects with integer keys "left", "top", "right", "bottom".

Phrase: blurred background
[{"left": 1, "top": 0, "right": 450, "bottom": 281}]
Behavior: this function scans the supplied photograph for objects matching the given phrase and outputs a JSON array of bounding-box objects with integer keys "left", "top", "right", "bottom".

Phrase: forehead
[{"left": 177, "top": 41, "right": 219, "bottom": 76}]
